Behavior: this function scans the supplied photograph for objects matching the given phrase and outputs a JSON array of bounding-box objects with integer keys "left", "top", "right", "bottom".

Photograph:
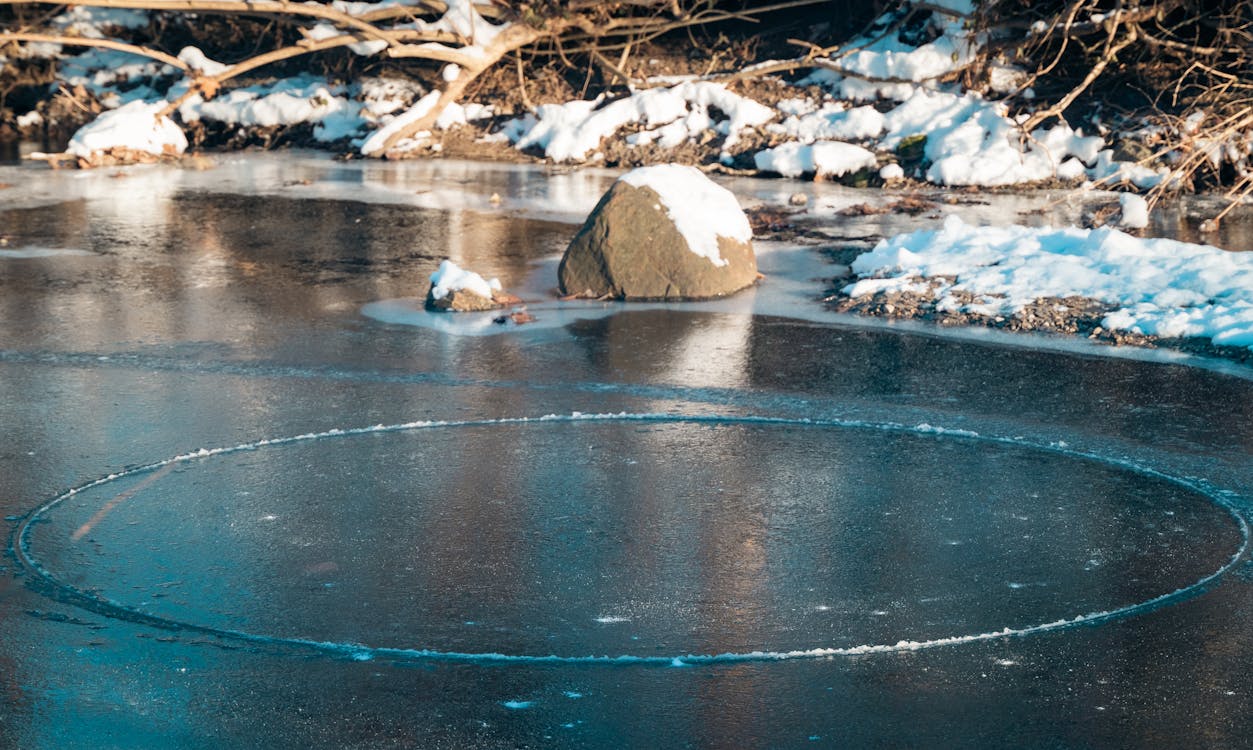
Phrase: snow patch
[
  {"left": 1118, "top": 193, "right": 1149, "bottom": 229},
  {"left": 66, "top": 100, "right": 187, "bottom": 159},
  {"left": 847, "top": 216, "right": 1253, "bottom": 350},
  {"left": 754, "top": 141, "right": 877, "bottom": 179},
  {"left": 177, "top": 46, "right": 229, "bottom": 76},
  {"left": 509, "top": 81, "right": 774, "bottom": 163},
  {"left": 181, "top": 75, "right": 351, "bottom": 130}
]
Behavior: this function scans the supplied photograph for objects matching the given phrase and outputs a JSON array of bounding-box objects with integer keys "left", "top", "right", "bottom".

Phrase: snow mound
[
  {"left": 846, "top": 216, "right": 1253, "bottom": 349},
  {"left": 429, "top": 260, "right": 501, "bottom": 301},
  {"left": 180, "top": 75, "right": 351, "bottom": 130},
  {"left": 619, "top": 164, "right": 751, "bottom": 266},
  {"left": 754, "top": 141, "right": 877, "bottom": 179},
  {"left": 66, "top": 100, "right": 187, "bottom": 161},
  {"left": 509, "top": 81, "right": 774, "bottom": 163}
]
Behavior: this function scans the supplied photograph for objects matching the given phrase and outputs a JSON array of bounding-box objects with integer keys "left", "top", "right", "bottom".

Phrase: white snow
[
  {"left": 754, "top": 141, "right": 878, "bottom": 179},
  {"left": 357, "top": 91, "right": 491, "bottom": 154},
  {"left": 51, "top": 7, "right": 149, "bottom": 38},
  {"left": 832, "top": 15, "right": 976, "bottom": 88},
  {"left": 759, "top": 86, "right": 1110, "bottom": 188},
  {"left": 846, "top": 216, "right": 1253, "bottom": 349},
  {"left": 509, "top": 81, "right": 775, "bottom": 163},
  {"left": 304, "top": 21, "right": 388, "bottom": 56},
  {"left": 619, "top": 164, "right": 752, "bottom": 267},
  {"left": 429, "top": 259, "right": 501, "bottom": 301},
  {"left": 181, "top": 75, "right": 351, "bottom": 130},
  {"left": 879, "top": 163, "right": 904, "bottom": 180},
  {"left": 1119, "top": 193, "right": 1149, "bottom": 229},
  {"left": 16, "top": 111, "right": 43, "bottom": 128},
  {"left": 876, "top": 89, "right": 1105, "bottom": 187},
  {"left": 58, "top": 49, "right": 175, "bottom": 106},
  {"left": 359, "top": 90, "right": 442, "bottom": 154},
  {"left": 66, "top": 100, "right": 187, "bottom": 159},
  {"left": 358, "top": 77, "right": 427, "bottom": 118},
  {"left": 767, "top": 103, "right": 885, "bottom": 143},
  {"left": 177, "top": 46, "right": 230, "bottom": 77},
  {"left": 1090, "top": 150, "right": 1170, "bottom": 189}
]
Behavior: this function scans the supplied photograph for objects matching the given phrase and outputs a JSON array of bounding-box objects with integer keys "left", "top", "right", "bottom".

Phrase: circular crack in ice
[{"left": 13, "top": 412, "right": 1250, "bottom": 666}]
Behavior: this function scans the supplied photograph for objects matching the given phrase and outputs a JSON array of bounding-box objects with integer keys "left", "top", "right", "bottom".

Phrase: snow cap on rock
[
  {"left": 429, "top": 259, "right": 501, "bottom": 301},
  {"left": 618, "top": 163, "right": 752, "bottom": 267},
  {"left": 559, "top": 163, "right": 757, "bottom": 300}
]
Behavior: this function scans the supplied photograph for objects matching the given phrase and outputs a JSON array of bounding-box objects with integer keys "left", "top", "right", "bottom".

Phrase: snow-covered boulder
[
  {"left": 66, "top": 100, "right": 187, "bottom": 167},
  {"left": 559, "top": 164, "right": 757, "bottom": 300},
  {"left": 425, "top": 259, "right": 517, "bottom": 312}
]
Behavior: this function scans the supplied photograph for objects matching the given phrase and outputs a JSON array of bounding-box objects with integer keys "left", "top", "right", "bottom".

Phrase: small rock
[
  {"left": 1199, "top": 218, "right": 1219, "bottom": 233},
  {"left": 788, "top": 192, "right": 808, "bottom": 206},
  {"left": 426, "top": 287, "right": 492, "bottom": 312},
  {"left": 424, "top": 259, "right": 515, "bottom": 312}
]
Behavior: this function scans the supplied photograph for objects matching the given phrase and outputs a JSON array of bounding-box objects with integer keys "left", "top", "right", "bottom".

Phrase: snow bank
[
  {"left": 66, "top": 100, "right": 187, "bottom": 159},
  {"left": 58, "top": 49, "right": 174, "bottom": 107},
  {"left": 359, "top": 90, "right": 443, "bottom": 154},
  {"left": 874, "top": 89, "right": 1104, "bottom": 186},
  {"left": 847, "top": 216, "right": 1253, "bottom": 349},
  {"left": 181, "top": 75, "right": 351, "bottom": 130},
  {"left": 358, "top": 91, "right": 493, "bottom": 154},
  {"left": 619, "top": 164, "right": 751, "bottom": 266},
  {"left": 834, "top": 15, "right": 976, "bottom": 91},
  {"left": 754, "top": 141, "right": 877, "bottom": 178},
  {"left": 429, "top": 260, "right": 501, "bottom": 301},
  {"left": 768, "top": 103, "right": 886, "bottom": 143},
  {"left": 509, "top": 81, "right": 774, "bottom": 163},
  {"left": 52, "top": 7, "right": 149, "bottom": 38}
]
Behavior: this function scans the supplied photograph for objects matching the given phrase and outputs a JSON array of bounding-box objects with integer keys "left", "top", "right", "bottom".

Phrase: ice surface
[
  {"left": 0, "top": 246, "right": 94, "bottom": 259},
  {"left": 619, "top": 164, "right": 752, "bottom": 266}
]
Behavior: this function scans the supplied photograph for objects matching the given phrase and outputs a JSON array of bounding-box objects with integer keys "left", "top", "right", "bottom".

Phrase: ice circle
[{"left": 16, "top": 413, "right": 1249, "bottom": 665}]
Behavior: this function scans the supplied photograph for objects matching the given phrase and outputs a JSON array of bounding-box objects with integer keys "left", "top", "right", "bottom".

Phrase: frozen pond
[{"left": 1, "top": 153, "right": 1251, "bottom": 748}]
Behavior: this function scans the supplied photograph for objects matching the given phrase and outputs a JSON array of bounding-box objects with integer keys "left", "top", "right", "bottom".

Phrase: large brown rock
[{"left": 559, "top": 180, "right": 757, "bottom": 300}]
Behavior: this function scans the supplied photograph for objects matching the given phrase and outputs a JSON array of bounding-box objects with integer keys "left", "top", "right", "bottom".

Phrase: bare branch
[{"left": 0, "top": 30, "right": 190, "bottom": 70}]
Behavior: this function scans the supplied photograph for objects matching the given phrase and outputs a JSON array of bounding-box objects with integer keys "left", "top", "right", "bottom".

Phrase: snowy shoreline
[{"left": 9, "top": 0, "right": 1243, "bottom": 204}]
